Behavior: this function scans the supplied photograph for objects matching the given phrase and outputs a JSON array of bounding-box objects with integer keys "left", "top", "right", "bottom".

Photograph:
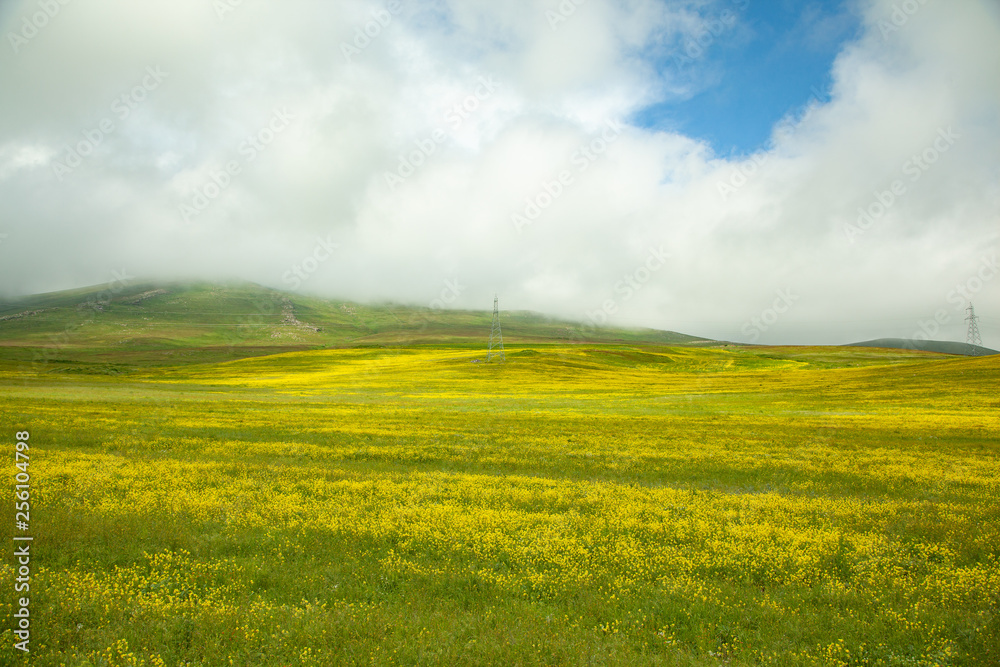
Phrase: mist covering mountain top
[
  {"left": 0, "top": 281, "right": 707, "bottom": 368},
  {"left": 0, "top": 0, "right": 997, "bottom": 348}
]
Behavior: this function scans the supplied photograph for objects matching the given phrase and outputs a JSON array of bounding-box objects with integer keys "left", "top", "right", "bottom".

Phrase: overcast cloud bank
[{"left": 0, "top": 0, "right": 997, "bottom": 347}]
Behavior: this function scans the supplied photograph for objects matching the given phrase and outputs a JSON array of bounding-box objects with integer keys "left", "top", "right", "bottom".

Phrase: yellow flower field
[{"left": 1, "top": 345, "right": 997, "bottom": 665}]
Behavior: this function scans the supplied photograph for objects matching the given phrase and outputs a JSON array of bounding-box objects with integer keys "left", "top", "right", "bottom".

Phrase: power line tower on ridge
[
  {"left": 487, "top": 295, "right": 505, "bottom": 363},
  {"left": 965, "top": 303, "right": 983, "bottom": 356}
]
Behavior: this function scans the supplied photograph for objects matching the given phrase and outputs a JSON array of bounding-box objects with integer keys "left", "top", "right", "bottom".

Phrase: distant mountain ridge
[
  {"left": 849, "top": 338, "right": 998, "bottom": 357},
  {"left": 0, "top": 281, "right": 707, "bottom": 368}
]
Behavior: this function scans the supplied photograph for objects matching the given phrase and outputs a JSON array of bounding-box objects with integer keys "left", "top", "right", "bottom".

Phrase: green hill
[
  {"left": 0, "top": 281, "right": 707, "bottom": 369},
  {"left": 849, "top": 337, "right": 998, "bottom": 357}
]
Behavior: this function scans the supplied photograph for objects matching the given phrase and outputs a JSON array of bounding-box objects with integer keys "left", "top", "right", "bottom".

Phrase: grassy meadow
[{"left": 2, "top": 338, "right": 999, "bottom": 666}]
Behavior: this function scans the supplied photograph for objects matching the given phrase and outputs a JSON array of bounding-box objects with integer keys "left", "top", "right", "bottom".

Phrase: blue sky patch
[{"left": 633, "top": 1, "right": 861, "bottom": 157}]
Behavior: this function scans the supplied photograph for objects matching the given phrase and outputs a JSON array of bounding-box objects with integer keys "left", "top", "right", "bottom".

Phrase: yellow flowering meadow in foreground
[{"left": 1, "top": 345, "right": 998, "bottom": 666}]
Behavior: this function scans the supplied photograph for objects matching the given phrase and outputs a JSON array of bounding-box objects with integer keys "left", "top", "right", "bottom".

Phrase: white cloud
[{"left": 0, "top": 0, "right": 997, "bottom": 348}]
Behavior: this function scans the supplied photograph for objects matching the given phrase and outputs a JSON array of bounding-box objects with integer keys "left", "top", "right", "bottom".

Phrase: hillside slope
[
  {"left": 849, "top": 337, "right": 998, "bottom": 357},
  {"left": 0, "top": 281, "right": 707, "bottom": 368}
]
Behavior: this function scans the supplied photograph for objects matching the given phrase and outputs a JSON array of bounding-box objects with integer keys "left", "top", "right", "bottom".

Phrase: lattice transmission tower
[
  {"left": 487, "top": 295, "right": 505, "bottom": 362},
  {"left": 965, "top": 303, "right": 983, "bottom": 355}
]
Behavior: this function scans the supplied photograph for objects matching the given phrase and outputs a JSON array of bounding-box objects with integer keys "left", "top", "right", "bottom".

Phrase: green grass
[
  {"left": 0, "top": 283, "right": 997, "bottom": 665},
  {"left": 0, "top": 342, "right": 997, "bottom": 666}
]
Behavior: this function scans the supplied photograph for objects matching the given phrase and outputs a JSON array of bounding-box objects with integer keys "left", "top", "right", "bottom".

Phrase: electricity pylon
[
  {"left": 965, "top": 303, "right": 983, "bottom": 355},
  {"left": 487, "top": 295, "right": 505, "bottom": 362}
]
